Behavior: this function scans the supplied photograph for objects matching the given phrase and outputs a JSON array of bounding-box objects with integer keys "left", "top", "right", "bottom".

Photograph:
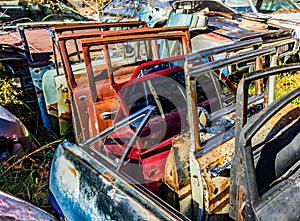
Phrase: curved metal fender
[
  {"left": 49, "top": 141, "right": 185, "bottom": 221},
  {"left": 0, "top": 190, "right": 57, "bottom": 220}
]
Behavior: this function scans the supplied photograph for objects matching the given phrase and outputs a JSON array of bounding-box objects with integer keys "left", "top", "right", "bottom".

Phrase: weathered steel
[
  {"left": 169, "top": 0, "right": 299, "bottom": 66},
  {"left": 188, "top": 47, "right": 276, "bottom": 76},
  {"left": 235, "top": 64, "right": 300, "bottom": 137},
  {"left": 230, "top": 64, "right": 300, "bottom": 220},
  {"left": 230, "top": 64, "right": 300, "bottom": 218},
  {"left": 225, "top": 0, "right": 300, "bottom": 38},
  {"left": 53, "top": 21, "right": 147, "bottom": 34},
  {"left": 48, "top": 8, "right": 300, "bottom": 220},
  {"left": 16, "top": 21, "right": 148, "bottom": 136},
  {"left": 76, "top": 27, "right": 191, "bottom": 140},
  {"left": 50, "top": 107, "right": 188, "bottom": 221},
  {"left": 49, "top": 37, "right": 275, "bottom": 220},
  {"left": 187, "top": 38, "right": 263, "bottom": 61},
  {"left": 56, "top": 21, "right": 148, "bottom": 88},
  {"left": 80, "top": 30, "right": 190, "bottom": 48}
]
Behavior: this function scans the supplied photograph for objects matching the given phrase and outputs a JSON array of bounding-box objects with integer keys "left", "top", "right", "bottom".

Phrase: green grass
[
  {"left": 0, "top": 64, "right": 63, "bottom": 215},
  {"left": 0, "top": 140, "right": 63, "bottom": 210},
  {"left": 243, "top": 71, "right": 300, "bottom": 107},
  {"left": 275, "top": 72, "right": 300, "bottom": 106}
]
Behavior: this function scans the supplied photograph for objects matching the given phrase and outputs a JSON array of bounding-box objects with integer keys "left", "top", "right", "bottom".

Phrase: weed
[
  {"left": 238, "top": 71, "right": 300, "bottom": 106},
  {"left": 0, "top": 140, "right": 62, "bottom": 211},
  {"left": 276, "top": 72, "right": 300, "bottom": 106},
  {"left": 0, "top": 63, "right": 61, "bottom": 215},
  {"left": 0, "top": 64, "right": 23, "bottom": 107}
]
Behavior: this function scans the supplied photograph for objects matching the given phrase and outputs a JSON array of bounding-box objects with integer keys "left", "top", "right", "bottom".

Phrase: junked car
[
  {"left": 230, "top": 64, "right": 300, "bottom": 220},
  {"left": 14, "top": 21, "right": 147, "bottom": 135},
  {"left": 49, "top": 24, "right": 191, "bottom": 142},
  {"left": 14, "top": 0, "right": 299, "bottom": 137},
  {"left": 100, "top": 0, "right": 173, "bottom": 27},
  {"left": 222, "top": 0, "right": 299, "bottom": 13},
  {"left": 0, "top": 0, "right": 88, "bottom": 30},
  {"left": 166, "top": 0, "right": 299, "bottom": 65},
  {"left": 223, "top": 0, "right": 300, "bottom": 45},
  {"left": 48, "top": 32, "right": 295, "bottom": 220}
]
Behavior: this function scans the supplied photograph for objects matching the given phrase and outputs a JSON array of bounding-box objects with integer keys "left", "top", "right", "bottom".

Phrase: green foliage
[
  {"left": 241, "top": 71, "right": 300, "bottom": 107},
  {"left": 276, "top": 72, "right": 300, "bottom": 106},
  {"left": 0, "top": 63, "right": 58, "bottom": 213},
  {"left": 0, "top": 64, "right": 23, "bottom": 107}
]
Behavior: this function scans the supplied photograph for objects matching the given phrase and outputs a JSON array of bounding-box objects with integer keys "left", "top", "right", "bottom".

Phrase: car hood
[
  {"left": 269, "top": 12, "right": 300, "bottom": 37},
  {"left": 270, "top": 12, "right": 300, "bottom": 23}
]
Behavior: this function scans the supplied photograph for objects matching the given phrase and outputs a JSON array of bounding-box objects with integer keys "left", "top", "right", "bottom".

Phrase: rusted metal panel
[
  {"left": 55, "top": 22, "right": 177, "bottom": 141},
  {"left": 56, "top": 21, "right": 149, "bottom": 89},
  {"left": 80, "top": 31, "right": 190, "bottom": 48},
  {"left": 164, "top": 136, "right": 193, "bottom": 218},
  {"left": 224, "top": 0, "right": 300, "bottom": 38},
  {"left": 55, "top": 75, "right": 72, "bottom": 135},
  {"left": 230, "top": 64, "right": 300, "bottom": 220},
  {"left": 53, "top": 21, "right": 147, "bottom": 34},
  {"left": 197, "top": 134, "right": 234, "bottom": 214},
  {"left": 252, "top": 103, "right": 300, "bottom": 145},
  {"left": 232, "top": 102, "right": 300, "bottom": 221},
  {"left": 55, "top": 75, "right": 71, "bottom": 119},
  {"left": 76, "top": 27, "right": 191, "bottom": 142}
]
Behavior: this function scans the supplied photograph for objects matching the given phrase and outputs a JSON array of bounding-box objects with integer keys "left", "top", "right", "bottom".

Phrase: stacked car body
[{"left": 0, "top": 1, "right": 300, "bottom": 220}]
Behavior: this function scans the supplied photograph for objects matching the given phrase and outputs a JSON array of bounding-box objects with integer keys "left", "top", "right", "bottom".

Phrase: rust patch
[
  {"left": 238, "top": 185, "right": 245, "bottom": 221},
  {"left": 148, "top": 168, "right": 160, "bottom": 179},
  {"left": 68, "top": 166, "right": 77, "bottom": 177},
  {"left": 102, "top": 171, "right": 116, "bottom": 183},
  {"left": 273, "top": 9, "right": 300, "bottom": 14},
  {"left": 252, "top": 104, "right": 300, "bottom": 146},
  {"left": 164, "top": 147, "right": 178, "bottom": 190},
  {"left": 198, "top": 136, "right": 235, "bottom": 214}
]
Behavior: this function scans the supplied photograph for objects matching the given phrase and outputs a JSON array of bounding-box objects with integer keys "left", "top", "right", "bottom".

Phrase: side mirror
[{"left": 197, "top": 107, "right": 209, "bottom": 129}]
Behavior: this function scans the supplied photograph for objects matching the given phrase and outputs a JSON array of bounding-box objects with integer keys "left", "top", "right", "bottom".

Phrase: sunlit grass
[
  {"left": 0, "top": 64, "right": 61, "bottom": 214},
  {"left": 246, "top": 71, "right": 300, "bottom": 107},
  {"left": 0, "top": 143, "right": 58, "bottom": 210},
  {"left": 275, "top": 72, "right": 300, "bottom": 106}
]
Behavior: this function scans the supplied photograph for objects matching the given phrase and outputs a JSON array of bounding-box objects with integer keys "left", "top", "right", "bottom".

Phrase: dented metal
[
  {"left": 45, "top": 6, "right": 300, "bottom": 221},
  {"left": 224, "top": 0, "right": 300, "bottom": 40},
  {"left": 230, "top": 64, "right": 300, "bottom": 220},
  {"left": 50, "top": 106, "right": 187, "bottom": 221},
  {"left": 48, "top": 27, "right": 295, "bottom": 220},
  {"left": 168, "top": 0, "right": 299, "bottom": 63}
]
